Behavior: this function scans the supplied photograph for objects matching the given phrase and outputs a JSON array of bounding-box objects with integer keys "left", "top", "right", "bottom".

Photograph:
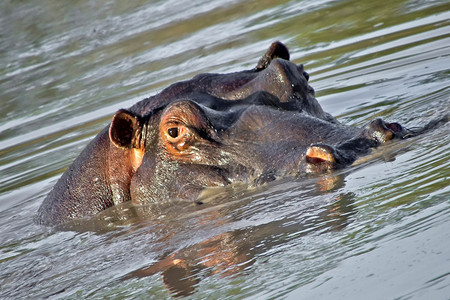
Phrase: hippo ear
[
  {"left": 109, "top": 109, "right": 144, "bottom": 149},
  {"left": 255, "top": 41, "right": 290, "bottom": 70}
]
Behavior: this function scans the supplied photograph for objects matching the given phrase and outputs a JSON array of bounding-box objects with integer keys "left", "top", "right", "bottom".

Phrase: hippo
[{"left": 36, "top": 42, "right": 421, "bottom": 225}]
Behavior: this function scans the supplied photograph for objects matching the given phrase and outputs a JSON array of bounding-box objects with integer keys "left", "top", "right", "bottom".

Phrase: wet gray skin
[{"left": 36, "top": 42, "right": 415, "bottom": 225}]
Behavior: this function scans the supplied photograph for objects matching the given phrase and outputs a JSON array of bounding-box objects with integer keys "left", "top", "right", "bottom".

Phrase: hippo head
[
  {"left": 36, "top": 42, "right": 414, "bottom": 226},
  {"left": 107, "top": 42, "right": 406, "bottom": 205}
]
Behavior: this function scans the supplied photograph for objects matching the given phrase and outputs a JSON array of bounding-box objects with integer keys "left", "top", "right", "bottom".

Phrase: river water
[{"left": 1, "top": 0, "right": 449, "bottom": 299}]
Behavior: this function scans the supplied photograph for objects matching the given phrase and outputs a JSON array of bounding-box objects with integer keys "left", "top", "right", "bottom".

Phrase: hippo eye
[{"left": 168, "top": 127, "right": 179, "bottom": 138}]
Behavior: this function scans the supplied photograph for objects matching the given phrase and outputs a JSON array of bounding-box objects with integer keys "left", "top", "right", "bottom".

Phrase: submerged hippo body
[{"left": 36, "top": 42, "right": 411, "bottom": 225}]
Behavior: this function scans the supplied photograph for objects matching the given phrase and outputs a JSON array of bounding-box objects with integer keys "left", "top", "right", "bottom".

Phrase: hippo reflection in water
[{"left": 36, "top": 42, "right": 421, "bottom": 225}]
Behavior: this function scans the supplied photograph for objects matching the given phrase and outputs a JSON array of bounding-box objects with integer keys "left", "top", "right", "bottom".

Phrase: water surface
[{"left": 0, "top": 0, "right": 449, "bottom": 298}]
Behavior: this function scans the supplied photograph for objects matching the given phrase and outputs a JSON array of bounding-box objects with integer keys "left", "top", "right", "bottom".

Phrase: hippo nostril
[
  {"left": 386, "top": 122, "right": 403, "bottom": 133},
  {"left": 303, "top": 71, "right": 310, "bottom": 81}
]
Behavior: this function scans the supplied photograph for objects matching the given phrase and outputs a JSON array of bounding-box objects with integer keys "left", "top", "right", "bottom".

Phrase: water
[{"left": 0, "top": 0, "right": 449, "bottom": 298}]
